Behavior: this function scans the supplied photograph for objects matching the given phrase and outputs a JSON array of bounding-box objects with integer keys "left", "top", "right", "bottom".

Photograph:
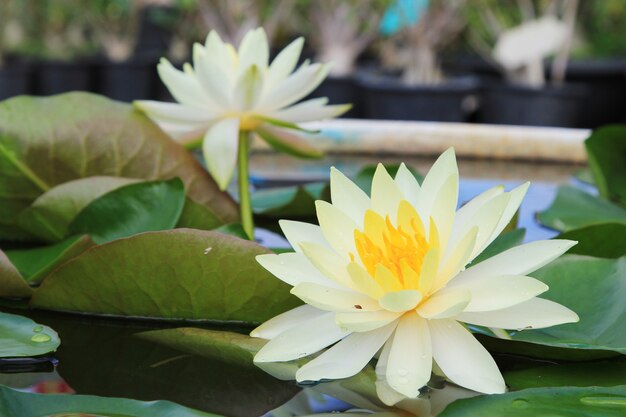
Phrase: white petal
[
  {"left": 269, "top": 98, "right": 350, "bottom": 123},
  {"left": 434, "top": 227, "right": 478, "bottom": 290},
  {"left": 448, "top": 185, "right": 504, "bottom": 246},
  {"left": 430, "top": 173, "right": 458, "bottom": 250},
  {"left": 238, "top": 27, "right": 269, "bottom": 71},
  {"left": 299, "top": 242, "right": 354, "bottom": 290},
  {"left": 251, "top": 305, "right": 324, "bottom": 339},
  {"left": 394, "top": 163, "right": 421, "bottom": 205},
  {"left": 336, "top": 310, "right": 401, "bottom": 332},
  {"left": 134, "top": 100, "right": 212, "bottom": 124},
  {"left": 233, "top": 64, "right": 263, "bottom": 111},
  {"left": 266, "top": 37, "right": 304, "bottom": 88},
  {"left": 376, "top": 340, "right": 408, "bottom": 406},
  {"left": 347, "top": 262, "right": 385, "bottom": 300},
  {"left": 157, "top": 59, "right": 212, "bottom": 109},
  {"left": 256, "top": 252, "right": 341, "bottom": 288},
  {"left": 279, "top": 220, "right": 330, "bottom": 252},
  {"left": 296, "top": 322, "right": 396, "bottom": 382},
  {"left": 330, "top": 167, "right": 370, "bottom": 227},
  {"left": 202, "top": 118, "right": 239, "bottom": 190},
  {"left": 489, "top": 182, "right": 529, "bottom": 246},
  {"left": 254, "top": 312, "right": 349, "bottom": 362},
  {"left": 429, "top": 319, "right": 505, "bottom": 394},
  {"left": 417, "top": 289, "right": 471, "bottom": 319},
  {"left": 414, "top": 148, "right": 458, "bottom": 227},
  {"left": 446, "top": 274, "right": 549, "bottom": 312},
  {"left": 201, "top": 31, "right": 234, "bottom": 77},
  {"left": 259, "top": 63, "right": 330, "bottom": 111},
  {"left": 371, "top": 164, "right": 404, "bottom": 219},
  {"left": 453, "top": 240, "right": 578, "bottom": 287},
  {"left": 194, "top": 52, "right": 233, "bottom": 108},
  {"left": 386, "top": 313, "right": 432, "bottom": 398},
  {"left": 315, "top": 200, "right": 358, "bottom": 258},
  {"left": 379, "top": 290, "right": 422, "bottom": 313},
  {"left": 457, "top": 297, "right": 579, "bottom": 330},
  {"left": 291, "top": 282, "right": 380, "bottom": 312}
]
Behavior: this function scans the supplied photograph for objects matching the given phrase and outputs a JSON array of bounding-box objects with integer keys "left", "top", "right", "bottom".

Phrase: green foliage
[
  {"left": 30, "top": 229, "right": 300, "bottom": 323},
  {"left": 0, "top": 384, "right": 219, "bottom": 417},
  {"left": 0, "top": 312, "right": 59, "bottom": 357},
  {"left": 585, "top": 125, "right": 626, "bottom": 206},
  {"left": 0, "top": 92, "right": 237, "bottom": 242},
  {"left": 439, "top": 385, "right": 626, "bottom": 417}
]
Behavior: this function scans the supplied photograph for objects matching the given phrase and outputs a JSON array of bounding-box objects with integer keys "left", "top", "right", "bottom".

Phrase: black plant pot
[
  {"left": 563, "top": 59, "right": 626, "bottom": 128},
  {"left": 97, "top": 58, "right": 157, "bottom": 102},
  {"left": 0, "top": 64, "right": 32, "bottom": 100},
  {"left": 35, "top": 60, "right": 93, "bottom": 95},
  {"left": 479, "top": 82, "right": 587, "bottom": 128},
  {"left": 358, "top": 72, "right": 480, "bottom": 122},
  {"left": 307, "top": 74, "right": 362, "bottom": 118}
]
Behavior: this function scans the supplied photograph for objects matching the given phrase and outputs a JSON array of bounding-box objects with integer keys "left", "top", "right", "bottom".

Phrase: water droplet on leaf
[
  {"left": 512, "top": 399, "right": 529, "bottom": 408},
  {"left": 32, "top": 326, "right": 43, "bottom": 333},
  {"left": 31, "top": 333, "right": 51, "bottom": 343}
]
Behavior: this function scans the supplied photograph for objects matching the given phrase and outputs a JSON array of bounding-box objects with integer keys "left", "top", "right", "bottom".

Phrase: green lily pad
[
  {"left": 5, "top": 235, "right": 94, "bottom": 284},
  {"left": 176, "top": 198, "right": 225, "bottom": 231},
  {"left": 0, "top": 312, "right": 59, "bottom": 357},
  {"left": 0, "top": 92, "right": 237, "bottom": 241},
  {"left": 508, "top": 255, "right": 626, "bottom": 355},
  {"left": 537, "top": 186, "right": 626, "bottom": 232},
  {"left": 0, "top": 250, "right": 31, "bottom": 298},
  {"left": 558, "top": 223, "right": 626, "bottom": 258},
  {"left": 504, "top": 359, "right": 626, "bottom": 390},
  {"left": 30, "top": 229, "right": 300, "bottom": 322},
  {"left": 252, "top": 182, "right": 329, "bottom": 218},
  {"left": 15, "top": 176, "right": 138, "bottom": 242},
  {"left": 585, "top": 125, "right": 626, "bottom": 205},
  {"left": 439, "top": 385, "right": 626, "bottom": 417},
  {"left": 0, "top": 384, "right": 219, "bottom": 417},
  {"left": 69, "top": 178, "right": 186, "bottom": 244}
]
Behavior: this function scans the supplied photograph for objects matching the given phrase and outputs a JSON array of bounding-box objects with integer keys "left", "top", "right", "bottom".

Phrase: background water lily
[
  {"left": 135, "top": 27, "right": 349, "bottom": 239},
  {"left": 251, "top": 148, "right": 579, "bottom": 404}
]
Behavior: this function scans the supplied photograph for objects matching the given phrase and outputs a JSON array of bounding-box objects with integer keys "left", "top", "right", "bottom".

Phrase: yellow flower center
[
  {"left": 351, "top": 200, "right": 433, "bottom": 291},
  {"left": 239, "top": 114, "right": 262, "bottom": 131}
]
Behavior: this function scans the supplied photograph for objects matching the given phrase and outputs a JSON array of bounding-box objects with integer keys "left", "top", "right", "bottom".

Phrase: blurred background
[{"left": 1, "top": 0, "right": 625, "bottom": 128}]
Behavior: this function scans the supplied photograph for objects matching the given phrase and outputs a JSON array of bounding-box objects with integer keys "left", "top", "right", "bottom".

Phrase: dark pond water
[{"left": 1, "top": 154, "right": 585, "bottom": 416}]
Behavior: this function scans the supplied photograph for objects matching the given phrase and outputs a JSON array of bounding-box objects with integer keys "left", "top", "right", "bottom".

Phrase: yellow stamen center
[
  {"left": 239, "top": 114, "right": 262, "bottom": 131},
  {"left": 352, "top": 204, "right": 429, "bottom": 290}
]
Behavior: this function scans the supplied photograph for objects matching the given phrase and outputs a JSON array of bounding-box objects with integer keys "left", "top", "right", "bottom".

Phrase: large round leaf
[
  {"left": 558, "top": 223, "right": 626, "bottom": 258},
  {"left": 510, "top": 255, "right": 626, "bottom": 354},
  {"left": 30, "top": 229, "right": 300, "bottom": 322},
  {"left": 69, "top": 178, "right": 186, "bottom": 244},
  {"left": 0, "top": 92, "right": 237, "bottom": 240},
  {"left": 15, "top": 176, "right": 137, "bottom": 242},
  {"left": 0, "top": 250, "right": 31, "bottom": 298},
  {"left": 585, "top": 125, "right": 626, "bottom": 206},
  {"left": 439, "top": 385, "right": 626, "bottom": 417},
  {"left": 537, "top": 186, "right": 626, "bottom": 232},
  {"left": 0, "top": 384, "right": 219, "bottom": 417},
  {"left": 0, "top": 312, "right": 59, "bottom": 357}
]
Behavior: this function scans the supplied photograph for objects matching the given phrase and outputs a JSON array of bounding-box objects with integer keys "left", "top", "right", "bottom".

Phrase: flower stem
[{"left": 238, "top": 131, "right": 254, "bottom": 240}]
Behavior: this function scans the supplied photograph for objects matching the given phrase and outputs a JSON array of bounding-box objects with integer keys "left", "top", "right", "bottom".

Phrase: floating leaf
[
  {"left": 0, "top": 312, "right": 59, "bottom": 357},
  {"left": 0, "top": 92, "right": 237, "bottom": 241},
  {"left": 504, "top": 359, "right": 626, "bottom": 390},
  {"left": 0, "top": 384, "right": 219, "bottom": 417},
  {"left": 585, "top": 125, "right": 626, "bottom": 205},
  {"left": 15, "top": 176, "right": 137, "bottom": 242},
  {"left": 502, "top": 255, "right": 626, "bottom": 356},
  {"left": 558, "top": 223, "right": 626, "bottom": 258},
  {"left": 537, "top": 186, "right": 626, "bottom": 232},
  {"left": 252, "top": 182, "right": 329, "bottom": 218},
  {"left": 0, "top": 250, "right": 31, "bottom": 298},
  {"left": 30, "top": 229, "right": 300, "bottom": 322},
  {"left": 214, "top": 223, "right": 250, "bottom": 240},
  {"left": 176, "top": 198, "right": 224, "bottom": 231},
  {"left": 69, "top": 178, "right": 186, "bottom": 244},
  {"left": 438, "top": 385, "right": 626, "bottom": 417},
  {"left": 5, "top": 235, "right": 94, "bottom": 284}
]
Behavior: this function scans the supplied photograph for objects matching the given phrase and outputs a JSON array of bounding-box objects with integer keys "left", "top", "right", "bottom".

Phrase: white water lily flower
[
  {"left": 251, "top": 148, "right": 579, "bottom": 404},
  {"left": 135, "top": 27, "right": 349, "bottom": 190}
]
